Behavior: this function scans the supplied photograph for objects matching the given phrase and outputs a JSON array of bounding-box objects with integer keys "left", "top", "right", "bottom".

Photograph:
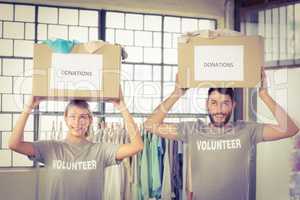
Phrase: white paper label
[
  {"left": 50, "top": 53, "right": 102, "bottom": 91},
  {"left": 194, "top": 45, "right": 244, "bottom": 81}
]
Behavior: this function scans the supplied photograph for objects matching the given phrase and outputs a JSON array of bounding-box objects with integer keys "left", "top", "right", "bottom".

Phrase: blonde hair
[{"left": 64, "top": 100, "right": 93, "bottom": 137}]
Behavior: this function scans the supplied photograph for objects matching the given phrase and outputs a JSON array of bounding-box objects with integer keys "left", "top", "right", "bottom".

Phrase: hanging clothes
[
  {"left": 92, "top": 123, "right": 131, "bottom": 200},
  {"left": 161, "top": 139, "right": 172, "bottom": 200},
  {"left": 103, "top": 127, "right": 124, "bottom": 200}
]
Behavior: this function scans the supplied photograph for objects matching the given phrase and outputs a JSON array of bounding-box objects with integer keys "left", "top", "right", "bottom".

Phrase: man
[{"left": 144, "top": 71, "right": 299, "bottom": 200}]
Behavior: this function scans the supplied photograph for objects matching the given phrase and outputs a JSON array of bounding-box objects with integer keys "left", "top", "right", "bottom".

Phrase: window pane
[
  {"left": 124, "top": 46, "right": 143, "bottom": 62},
  {"left": 48, "top": 25, "right": 68, "bottom": 40},
  {"left": 121, "top": 64, "right": 134, "bottom": 81},
  {"left": 265, "top": 9, "right": 272, "bottom": 61},
  {"left": 135, "top": 31, "right": 152, "bottom": 47},
  {"left": 182, "top": 18, "right": 198, "bottom": 33},
  {"left": 245, "top": 12, "right": 258, "bottom": 35},
  {"left": 123, "top": 81, "right": 135, "bottom": 97},
  {"left": 115, "top": 29, "right": 134, "bottom": 45},
  {"left": 153, "top": 32, "right": 162, "bottom": 47},
  {"left": 144, "top": 15, "right": 162, "bottom": 31},
  {"left": 106, "top": 12, "right": 124, "bottom": 28},
  {"left": 89, "top": 27, "right": 98, "bottom": 41},
  {"left": 125, "top": 13, "right": 143, "bottom": 30},
  {"left": 79, "top": 10, "right": 98, "bottom": 27},
  {"left": 272, "top": 8, "right": 279, "bottom": 61},
  {"left": 172, "top": 33, "right": 180, "bottom": 49},
  {"left": 164, "top": 49, "right": 177, "bottom": 64},
  {"left": 287, "top": 5, "right": 295, "bottom": 60},
  {"left": 153, "top": 65, "right": 161, "bottom": 81},
  {"left": 134, "top": 97, "right": 152, "bottom": 113},
  {"left": 38, "top": 7, "right": 58, "bottom": 24},
  {"left": 143, "top": 82, "right": 161, "bottom": 98},
  {"left": 163, "top": 33, "right": 172, "bottom": 48},
  {"left": 144, "top": 48, "right": 161, "bottom": 63},
  {"left": 258, "top": 11, "right": 265, "bottom": 36},
  {"left": 198, "top": 19, "right": 215, "bottom": 30},
  {"left": 295, "top": 3, "right": 300, "bottom": 59},
  {"left": 25, "top": 23, "right": 35, "bottom": 40},
  {"left": 59, "top": 8, "right": 78, "bottom": 25},
  {"left": 164, "top": 17, "right": 181, "bottom": 33},
  {"left": 134, "top": 65, "right": 152, "bottom": 81},
  {"left": 0, "top": 150, "right": 12, "bottom": 167},
  {"left": 69, "top": 26, "right": 89, "bottom": 42},
  {"left": 279, "top": 6, "right": 287, "bottom": 60},
  {"left": 13, "top": 151, "right": 33, "bottom": 166},
  {"left": 0, "top": 3, "right": 13, "bottom": 20},
  {"left": 3, "top": 22, "right": 24, "bottom": 39},
  {"left": 163, "top": 66, "right": 173, "bottom": 82},
  {"left": 105, "top": 28, "right": 115, "bottom": 43}
]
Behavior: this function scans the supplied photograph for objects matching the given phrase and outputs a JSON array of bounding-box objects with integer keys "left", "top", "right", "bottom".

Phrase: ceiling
[{"left": 12, "top": 0, "right": 226, "bottom": 18}]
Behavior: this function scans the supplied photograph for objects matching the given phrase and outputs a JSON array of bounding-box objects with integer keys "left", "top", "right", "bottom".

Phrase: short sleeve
[
  {"left": 28, "top": 140, "right": 54, "bottom": 164},
  {"left": 175, "top": 121, "right": 198, "bottom": 143},
  {"left": 248, "top": 122, "right": 264, "bottom": 144},
  {"left": 101, "top": 143, "right": 121, "bottom": 167}
]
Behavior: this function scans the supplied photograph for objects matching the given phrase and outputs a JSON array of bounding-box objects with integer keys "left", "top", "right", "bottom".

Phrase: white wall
[{"left": 256, "top": 67, "right": 300, "bottom": 200}]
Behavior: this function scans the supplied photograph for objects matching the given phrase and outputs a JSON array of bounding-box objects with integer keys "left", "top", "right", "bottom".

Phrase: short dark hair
[{"left": 208, "top": 88, "right": 234, "bottom": 101}]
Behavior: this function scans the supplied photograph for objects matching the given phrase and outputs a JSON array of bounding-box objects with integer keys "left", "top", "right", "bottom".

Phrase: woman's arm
[
  {"left": 9, "top": 96, "right": 43, "bottom": 156},
  {"left": 110, "top": 88, "right": 144, "bottom": 160}
]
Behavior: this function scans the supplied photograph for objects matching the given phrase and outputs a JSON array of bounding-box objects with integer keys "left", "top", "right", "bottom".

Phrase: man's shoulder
[
  {"left": 233, "top": 120, "right": 263, "bottom": 130},
  {"left": 178, "top": 119, "right": 207, "bottom": 128}
]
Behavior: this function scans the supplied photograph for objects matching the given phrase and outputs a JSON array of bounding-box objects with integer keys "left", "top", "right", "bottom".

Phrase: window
[
  {"left": 0, "top": 2, "right": 217, "bottom": 168},
  {"left": 0, "top": 3, "right": 35, "bottom": 167},
  {"left": 105, "top": 11, "right": 216, "bottom": 116},
  {"left": 241, "top": 2, "right": 300, "bottom": 67}
]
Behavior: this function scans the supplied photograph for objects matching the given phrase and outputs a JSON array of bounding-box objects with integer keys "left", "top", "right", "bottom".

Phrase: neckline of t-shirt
[
  {"left": 193, "top": 120, "right": 245, "bottom": 139},
  {"left": 63, "top": 138, "right": 91, "bottom": 146}
]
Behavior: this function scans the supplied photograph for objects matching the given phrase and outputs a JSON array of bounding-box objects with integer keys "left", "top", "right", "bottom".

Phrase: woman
[{"left": 9, "top": 89, "right": 143, "bottom": 200}]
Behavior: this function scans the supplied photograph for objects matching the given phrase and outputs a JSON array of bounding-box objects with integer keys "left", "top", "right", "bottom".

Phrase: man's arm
[
  {"left": 144, "top": 75, "right": 187, "bottom": 140},
  {"left": 259, "top": 69, "right": 299, "bottom": 141}
]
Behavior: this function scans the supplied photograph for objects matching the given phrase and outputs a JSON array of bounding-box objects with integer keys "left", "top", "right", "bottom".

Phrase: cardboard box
[
  {"left": 32, "top": 41, "right": 121, "bottom": 101},
  {"left": 178, "top": 35, "right": 264, "bottom": 88}
]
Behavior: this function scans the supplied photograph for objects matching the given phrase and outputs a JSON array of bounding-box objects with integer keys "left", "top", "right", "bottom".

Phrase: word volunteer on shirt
[
  {"left": 52, "top": 160, "right": 97, "bottom": 170},
  {"left": 196, "top": 139, "right": 242, "bottom": 151}
]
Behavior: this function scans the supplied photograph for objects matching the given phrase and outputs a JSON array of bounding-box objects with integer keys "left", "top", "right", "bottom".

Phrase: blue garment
[
  {"left": 149, "top": 134, "right": 162, "bottom": 198},
  {"left": 158, "top": 137, "right": 165, "bottom": 183},
  {"left": 42, "top": 39, "right": 78, "bottom": 53},
  {"left": 171, "top": 141, "right": 183, "bottom": 200},
  {"left": 140, "top": 134, "right": 150, "bottom": 199}
]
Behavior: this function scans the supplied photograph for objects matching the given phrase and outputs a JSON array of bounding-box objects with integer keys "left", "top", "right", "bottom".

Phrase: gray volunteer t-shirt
[
  {"left": 176, "top": 120, "right": 264, "bottom": 200},
  {"left": 30, "top": 140, "right": 120, "bottom": 200}
]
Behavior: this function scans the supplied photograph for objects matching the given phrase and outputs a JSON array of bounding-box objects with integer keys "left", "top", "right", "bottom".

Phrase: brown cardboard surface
[
  {"left": 32, "top": 42, "right": 121, "bottom": 101},
  {"left": 178, "top": 35, "right": 264, "bottom": 88}
]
